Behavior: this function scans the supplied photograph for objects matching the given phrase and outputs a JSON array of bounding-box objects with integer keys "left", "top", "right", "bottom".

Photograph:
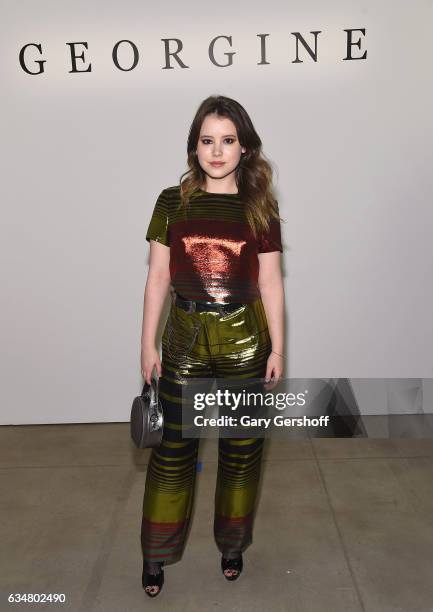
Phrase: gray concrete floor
[{"left": 1, "top": 425, "right": 433, "bottom": 611}]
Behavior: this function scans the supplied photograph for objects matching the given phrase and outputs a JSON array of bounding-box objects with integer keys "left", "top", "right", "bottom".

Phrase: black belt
[{"left": 173, "top": 292, "right": 244, "bottom": 314}]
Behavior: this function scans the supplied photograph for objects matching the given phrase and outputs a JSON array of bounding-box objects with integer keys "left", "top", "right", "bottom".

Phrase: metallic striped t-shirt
[{"left": 146, "top": 185, "right": 283, "bottom": 304}]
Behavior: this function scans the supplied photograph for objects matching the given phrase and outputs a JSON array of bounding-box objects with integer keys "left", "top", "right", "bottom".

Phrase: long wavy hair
[{"left": 179, "top": 95, "right": 282, "bottom": 239}]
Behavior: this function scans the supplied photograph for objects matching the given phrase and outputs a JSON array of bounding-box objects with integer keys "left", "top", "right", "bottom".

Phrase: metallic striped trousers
[{"left": 141, "top": 296, "right": 272, "bottom": 565}]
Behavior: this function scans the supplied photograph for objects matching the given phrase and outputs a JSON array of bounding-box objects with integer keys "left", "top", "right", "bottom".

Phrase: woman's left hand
[{"left": 264, "top": 351, "right": 284, "bottom": 390}]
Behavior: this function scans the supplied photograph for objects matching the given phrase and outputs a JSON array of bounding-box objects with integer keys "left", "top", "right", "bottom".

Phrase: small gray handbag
[{"left": 130, "top": 376, "right": 163, "bottom": 448}]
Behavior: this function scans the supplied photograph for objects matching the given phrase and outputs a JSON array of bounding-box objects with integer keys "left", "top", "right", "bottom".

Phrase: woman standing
[{"left": 140, "top": 95, "right": 285, "bottom": 597}]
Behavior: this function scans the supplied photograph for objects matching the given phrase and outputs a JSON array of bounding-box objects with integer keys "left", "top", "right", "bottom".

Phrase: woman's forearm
[
  {"left": 259, "top": 278, "right": 285, "bottom": 355},
  {"left": 141, "top": 270, "right": 171, "bottom": 349}
]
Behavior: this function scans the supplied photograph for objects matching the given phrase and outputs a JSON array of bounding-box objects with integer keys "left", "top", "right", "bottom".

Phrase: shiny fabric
[
  {"left": 145, "top": 185, "right": 283, "bottom": 303},
  {"left": 141, "top": 296, "right": 272, "bottom": 565}
]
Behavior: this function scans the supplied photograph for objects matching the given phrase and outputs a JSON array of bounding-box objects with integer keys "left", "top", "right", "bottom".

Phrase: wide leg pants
[{"left": 140, "top": 296, "right": 272, "bottom": 565}]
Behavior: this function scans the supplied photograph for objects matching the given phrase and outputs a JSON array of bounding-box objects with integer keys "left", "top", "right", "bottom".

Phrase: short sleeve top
[{"left": 146, "top": 185, "right": 283, "bottom": 303}]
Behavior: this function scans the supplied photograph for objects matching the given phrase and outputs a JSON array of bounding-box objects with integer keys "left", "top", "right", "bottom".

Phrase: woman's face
[{"left": 196, "top": 113, "right": 246, "bottom": 182}]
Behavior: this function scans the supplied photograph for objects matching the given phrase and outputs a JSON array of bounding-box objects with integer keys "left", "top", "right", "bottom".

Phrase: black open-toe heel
[
  {"left": 142, "top": 561, "right": 164, "bottom": 597},
  {"left": 221, "top": 553, "right": 243, "bottom": 581}
]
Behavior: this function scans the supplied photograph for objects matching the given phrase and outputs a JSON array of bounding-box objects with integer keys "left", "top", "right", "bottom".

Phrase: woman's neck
[{"left": 201, "top": 179, "right": 238, "bottom": 194}]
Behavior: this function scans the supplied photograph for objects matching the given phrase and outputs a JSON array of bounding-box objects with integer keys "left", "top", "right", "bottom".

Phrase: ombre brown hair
[{"left": 179, "top": 95, "right": 282, "bottom": 239}]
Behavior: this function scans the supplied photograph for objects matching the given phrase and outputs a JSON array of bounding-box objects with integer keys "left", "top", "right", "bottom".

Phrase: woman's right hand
[{"left": 141, "top": 345, "right": 162, "bottom": 384}]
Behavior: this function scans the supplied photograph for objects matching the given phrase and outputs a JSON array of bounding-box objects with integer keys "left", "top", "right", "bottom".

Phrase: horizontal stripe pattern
[
  {"left": 145, "top": 185, "right": 283, "bottom": 303},
  {"left": 141, "top": 299, "right": 271, "bottom": 565}
]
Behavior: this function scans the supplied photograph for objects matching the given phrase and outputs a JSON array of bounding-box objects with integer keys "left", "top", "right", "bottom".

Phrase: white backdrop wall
[{"left": 1, "top": 0, "right": 432, "bottom": 424}]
